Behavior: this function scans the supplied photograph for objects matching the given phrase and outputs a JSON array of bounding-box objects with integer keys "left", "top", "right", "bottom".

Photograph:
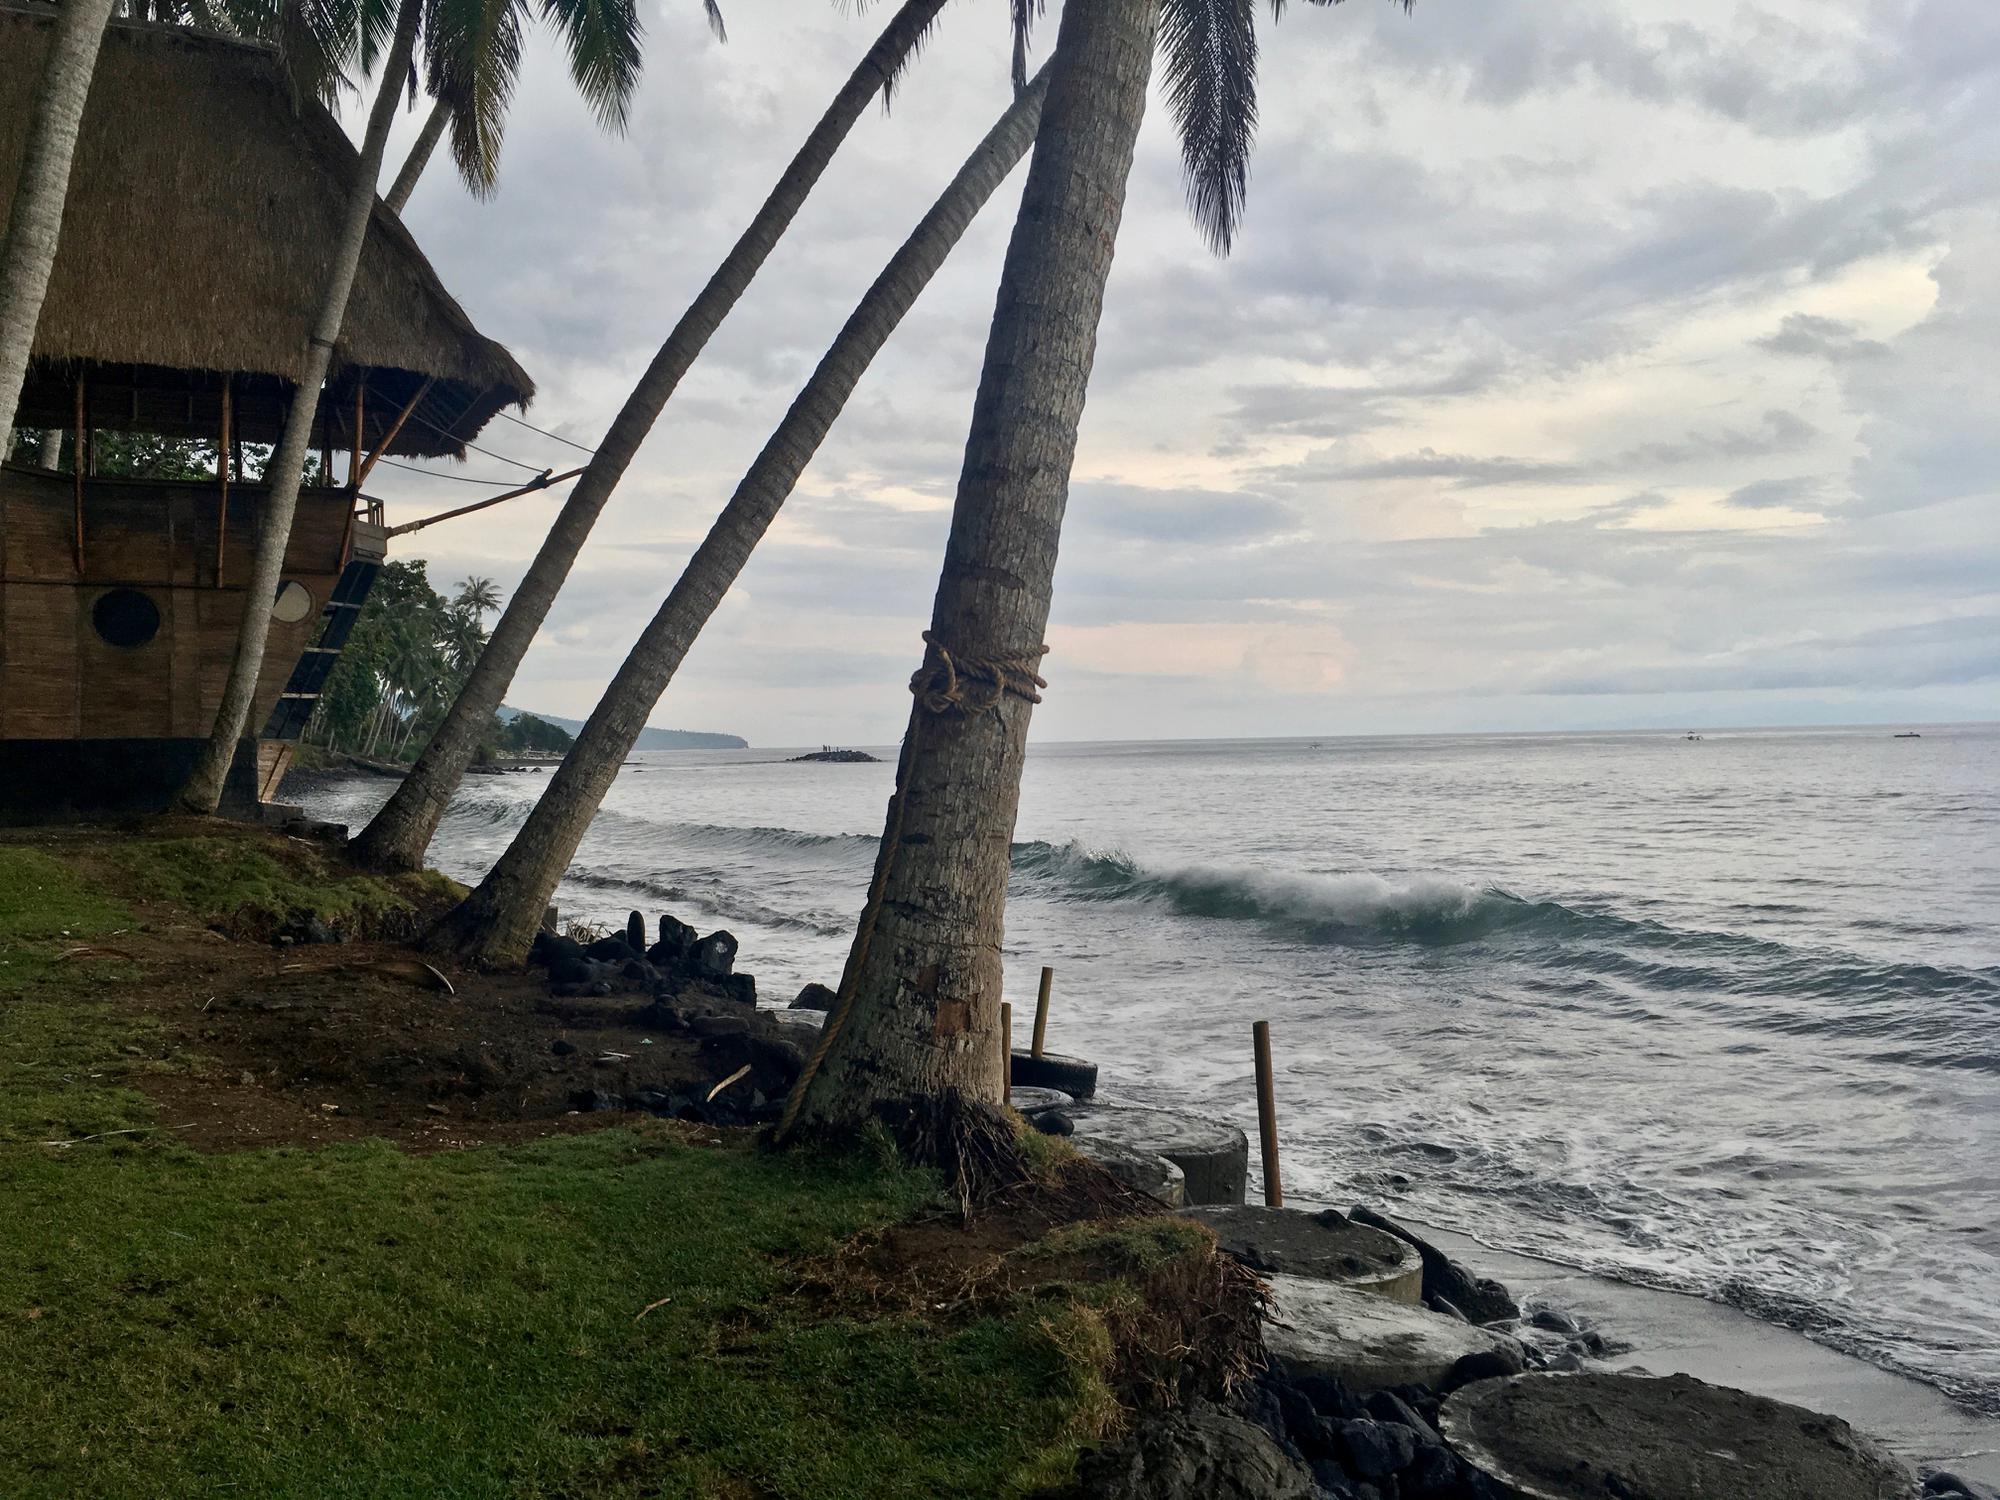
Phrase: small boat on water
[{"left": 1894, "top": 731, "right": 1922, "bottom": 738}]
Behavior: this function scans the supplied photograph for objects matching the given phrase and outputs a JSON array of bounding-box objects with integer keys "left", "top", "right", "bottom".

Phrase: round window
[
  {"left": 272, "top": 580, "right": 314, "bottom": 623},
  {"left": 91, "top": 588, "right": 162, "bottom": 650}
]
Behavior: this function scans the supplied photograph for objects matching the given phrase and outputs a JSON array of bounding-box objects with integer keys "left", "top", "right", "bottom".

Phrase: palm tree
[
  {"left": 787, "top": 0, "right": 1412, "bottom": 1139},
  {"left": 454, "top": 575, "right": 501, "bottom": 620},
  {"left": 175, "top": 0, "right": 426, "bottom": 813},
  {"left": 348, "top": 0, "right": 953, "bottom": 873},
  {"left": 176, "top": 0, "right": 656, "bottom": 813},
  {"left": 424, "top": 67, "right": 1054, "bottom": 965},
  {"left": 0, "top": 0, "right": 118, "bottom": 454}
]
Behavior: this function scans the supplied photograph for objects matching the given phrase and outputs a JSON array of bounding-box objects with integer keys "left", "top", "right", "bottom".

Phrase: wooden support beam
[
  {"left": 353, "top": 376, "right": 431, "bottom": 491},
  {"left": 349, "top": 374, "right": 366, "bottom": 495},
  {"left": 72, "top": 375, "right": 85, "bottom": 573},
  {"left": 215, "top": 376, "right": 232, "bottom": 586}
]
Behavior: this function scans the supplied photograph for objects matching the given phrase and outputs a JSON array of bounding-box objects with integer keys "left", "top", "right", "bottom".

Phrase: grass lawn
[{"left": 0, "top": 832, "right": 1212, "bottom": 1499}]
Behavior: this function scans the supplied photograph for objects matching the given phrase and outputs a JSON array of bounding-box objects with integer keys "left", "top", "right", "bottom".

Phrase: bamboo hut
[{"left": 0, "top": 4, "right": 533, "bottom": 818}]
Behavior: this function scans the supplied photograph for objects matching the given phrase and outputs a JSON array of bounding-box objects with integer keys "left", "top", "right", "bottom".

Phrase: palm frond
[
  {"left": 425, "top": 0, "right": 524, "bottom": 194},
  {"left": 539, "top": 0, "right": 644, "bottom": 130},
  {"left": 1010, "top": 0, "right": 1045, "bottom": 94},
  {"left": 357, "top": 0, "right": 404, "bottom": 72},
  {"left": 1160, "top": 0, "right": 1258, "bottom": 255},
  {"left": 878, "top": 0, "right": 948, "bottom": 112},
  {"left": 703, "top": 0, "right": 725, "bottom": 42}
]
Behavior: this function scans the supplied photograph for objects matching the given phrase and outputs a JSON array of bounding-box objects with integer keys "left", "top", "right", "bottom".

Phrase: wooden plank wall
[{"left": 0, "top": 467, "right": 350, "bottom": 743}]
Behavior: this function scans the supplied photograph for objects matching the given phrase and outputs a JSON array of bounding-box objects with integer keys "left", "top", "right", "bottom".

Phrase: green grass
[
  {"left": 0, "top": 836, "right": 1126, "bottom": 1498},
  {"left": 2, "top": 1128, "right": 1108, "bottom": 1498},
  {"left": 0, "top": 847, "right": 155, "bottom": 1143},
  {"left": 102, "top": 836, "right": 456, "bottom": 936}
]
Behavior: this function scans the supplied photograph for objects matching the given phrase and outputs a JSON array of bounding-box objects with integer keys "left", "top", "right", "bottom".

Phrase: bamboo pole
[
  {"left": 1000, "top": 1002, "right": 1012, "bottom": 1105},
  {"left": 1252, "top": 1020, "right": 1282, "bottom": 1208},
  {"left": 383, "top": 465, "right": 585, "bottom": 537},
  {"left": 352, "top": 375, "right": 431, "bottom": 490},
  {"left": 215, "top": 377, "right": 231, "bottom": 585},
  {"left": 1031, "top": 966, "right": 1053, "bottom": 1057}
]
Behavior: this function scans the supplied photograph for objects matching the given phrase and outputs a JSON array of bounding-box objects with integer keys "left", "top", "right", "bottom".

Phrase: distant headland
[{"left": 498, "top": 706, "right": 747, "bottom": 751}]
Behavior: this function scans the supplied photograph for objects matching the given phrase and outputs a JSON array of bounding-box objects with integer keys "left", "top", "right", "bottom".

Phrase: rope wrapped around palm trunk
[{"left": 772, "top": 632, "right": 1049, "bottom": 1144}]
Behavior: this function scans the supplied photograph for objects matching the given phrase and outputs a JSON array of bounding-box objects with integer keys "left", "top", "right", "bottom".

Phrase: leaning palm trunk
[
  {"left": 384, "top": 97, "right": 449, "bottom": 215},
  {"left": 348, "top": 0, "right": 951, "bottom": 874},
  {"left": 0, "top": 0, "right": 116, "bottom": 449},
  {"left": 789, "top": 0, "right": 1159, "bottom": 1134},
  {"left": 425, "top": 70, "right": 1052, "bottom": 966},
  {"left": 175, "top": 0, "right": 423, "bottom": 813}
]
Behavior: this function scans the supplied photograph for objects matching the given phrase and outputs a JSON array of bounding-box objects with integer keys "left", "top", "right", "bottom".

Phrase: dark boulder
[
  {"left": 1350, "top": 1206, "right": 1519, "bottom": 1324},
  {"left": 1064, "top": 1400, "right": 1316, "bottom": 1500},
  {"left": 690, "top": 930, "right": 739, "bottom": 978},
  {"left": 1335, "top": 1419, "right": 1416, "bottom": 1479},
  {"left": 791, "top": 982, "right": 839, "bottom": 1011},
  {"left": 1441, "top": 1342, "right": 1527, "bottom": 1392},
  {"left": 647, "top": 913, "right": 697, "bottom": 968},
  {"left": 1926, "top": 1473, "right": 2000, "bottom": 1500},
  {"left": 716, "top": 972, "right": 756, "bottom": 1007},
  {"left": 585, "top": 934, "right": 640, "bottom": 964},
  {"left": 687, "top": 1014, "right": 750, "bottom": 1039},
  {"left": 625, "top": 911, "right": 646, "bottom": 953},
  {"left": 529, "top": 931, "right": 587, "bottom": 970}
]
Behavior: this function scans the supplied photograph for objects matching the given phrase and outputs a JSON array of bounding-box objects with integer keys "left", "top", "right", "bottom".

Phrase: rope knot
[{"left": 909, "top": 630, "right": 1048, "bottom": 716}]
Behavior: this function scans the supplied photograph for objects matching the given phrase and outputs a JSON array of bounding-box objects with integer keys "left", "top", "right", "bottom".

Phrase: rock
[
  {"left": 767, "top": 1008, "right": 826, "bottom": 1036},
  {"left": 1070, "top": 1135, "right": 1186, "bottom": 1206},
  {"left": 625, "top": 911, "right": 646, "bottom": 953},
  {"left": 1030, "top": 1109, "right": 1075, "bottom": 1137},
  {"left": 550, "top": 1038, "right": 576, "bottom": 1056},
  {"left": 529, "top": 930, "right": 586, "bottom": 970},
  {"left": 647, "top": 913, "right": 697, "bottom": 968},
  {"left": 1065, "top": 1103, "right": 1249, "bottom": 1205},
  {"left": 568, "top": 1088, "right": 623, "bottom": 1113},
  {"left": 1926, "top": 1473, "right": 2000, "bottom": 1500},
  {"left": 1335, "top": 1419, "right": 1417, "bottom": 1478},
  {"left": 1263, "top": 1275, "right": 1525, "bottom": 1395},
  {"left": 687, "top": 1014, "right": 750, "bottom": 1039},
  {"left": 1182, "top": 1205, "right": 1424, "bottom": 1304},
  {"left": 791, "top": 982, "right": 838, "bottom": 1011},
  {"left": 1528, "top": 1306, "right": 1580, "bottom": 1337},
  {"left": 750, "top": 1035, "right": 806, "bottom": 1085},
  {"left": 1400, "top": 1442, "right": 1465, "bottom": 1499},
  {"left": 584, "top": 934, "right": 639, "bottom": 964},
  {"left": 1441, "top": 1372, "right": 1917, "bottom": 1500},
  {"left": 1065, "top": 1399, "right": 1317, "bottom": 1500},
  {"left": 1349, "top": 1206, "right": 1519, "bottom": 1324},
  {"left": 1008, "top": 1084, "right": 1073, "bottom": 1115},
  {"left": 1363, "top": 1391, "right": 1442, "bottom": 1447},
  {"left": 1443, "top": 1343, "right": 1527, "bottom": 1391},
  {"left": 715, "top": 972, "right": 756, "bottom": 1007},
  {"left": 689, "top": 930, "right": 738, "bottom": 978}
]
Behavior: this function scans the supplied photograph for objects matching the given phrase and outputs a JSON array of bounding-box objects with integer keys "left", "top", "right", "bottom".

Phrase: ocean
[{"left": 300, "top": 722, "right": 2000, "bottom": 1417}]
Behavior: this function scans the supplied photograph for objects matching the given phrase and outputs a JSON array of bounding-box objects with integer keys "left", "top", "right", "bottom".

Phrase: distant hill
[{"left": 498, "top": 706, "right": 747, "bottom": 751}]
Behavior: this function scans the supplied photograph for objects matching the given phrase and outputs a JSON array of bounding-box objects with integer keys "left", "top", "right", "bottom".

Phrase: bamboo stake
[
  {"left": 1000, "top": 1002, "right": 1012, "bottom": 1105},
  {"left": 215, "top": 377, "right": 231, "bottom": 585},
  {"left": 1031, "top": 966, "right": 1053, "bottom": 1057},
  {"left": 1252, "top": 1019, "right": 1282, "bottom": 1207}
]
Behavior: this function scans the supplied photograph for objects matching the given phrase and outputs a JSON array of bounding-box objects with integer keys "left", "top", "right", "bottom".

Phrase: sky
[{"left": 366, "top": 0, "right": 2000, "bottom": 747}]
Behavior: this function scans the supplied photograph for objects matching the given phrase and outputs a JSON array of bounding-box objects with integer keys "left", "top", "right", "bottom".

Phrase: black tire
[{"left": 1011, "top": 1048, "right": 1097, "bottom": 1099}]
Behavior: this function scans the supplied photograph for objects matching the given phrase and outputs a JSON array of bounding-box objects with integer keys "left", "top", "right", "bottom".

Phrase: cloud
[{"left": 354, "top": 0, "right": 1999, "bottom": 743}]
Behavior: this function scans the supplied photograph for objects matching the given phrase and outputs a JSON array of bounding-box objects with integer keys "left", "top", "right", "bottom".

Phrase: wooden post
[
  {"left": 1031, "top": 966, "right": 1054, "bottom": 1058},
  {"left": 71, "top": 375, "right": 85, "bottom": 572},
  {"left": 1000, "top": 1002, "right": 1012, "bottom": 1105},
  {"left": 215, "top": 377, "right": 232, "bottom": 585},
  {"left": 349, "top": 374, "right": 366, "bottom": 495},
  {"left": 1252, "top": 1020, "right": 1282, "bottom": 1208},
  {"left": 353, "top": 375, "right": 431, "bottom": 490}
]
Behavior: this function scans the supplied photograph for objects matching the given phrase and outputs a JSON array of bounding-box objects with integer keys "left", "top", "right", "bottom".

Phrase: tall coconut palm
[
  {"left": 787, "top": 0, "right": 1412, "bottom": 1137},
  {"left": 424, "top": 66, "right": 1055, "bottom": 965},
  {"left": 348, "top": 0, "right": 953, "bottom": 873},
  {"left": 0, "top": 0, "right": 118, "bottom": 452},
  {"left": 176, "top": 0, "right": 658, "bottom": 813},
  {"left": 175, "top": 0, "right": 426, "bottom": 813}
]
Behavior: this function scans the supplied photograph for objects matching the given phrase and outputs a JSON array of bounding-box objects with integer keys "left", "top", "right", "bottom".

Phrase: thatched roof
[{"left": 0, "top": 3, "right": 533, "bottom": 460}]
